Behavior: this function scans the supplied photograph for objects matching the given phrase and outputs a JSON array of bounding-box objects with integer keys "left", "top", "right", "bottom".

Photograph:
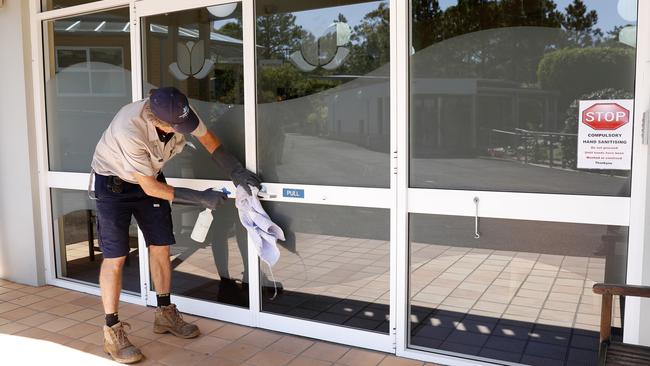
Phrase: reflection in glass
[
  {"left": 260, "top": 203, "right": 390, "bottom": 333},
  {"left": 50, "top": 189, "right": 140, "bottom": 293},
  {"left": 256, "top": 0, "right": 390, "bottom": 187},
  {"left": 44, "top": 8, "right": 132, "bottom": 172},
  {"left": 409, "top": 214, "right": 627, "bottom": 365},
  {"left": 409, "top": 0, "right": 637, "bottom": 196},
  {"left": 42, "top": 0, "right": 97, "bottom": 11},
  {"left": 166, "top": 201, "right": 249, "bottom": 308},
  {"left": 142, "top": 4, "right": 245, "bottom": 180}
]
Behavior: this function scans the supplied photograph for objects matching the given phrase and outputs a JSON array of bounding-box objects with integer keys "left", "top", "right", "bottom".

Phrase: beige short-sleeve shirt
[{"left": 91, "top": 99, "right": 187, "bottom": 183}]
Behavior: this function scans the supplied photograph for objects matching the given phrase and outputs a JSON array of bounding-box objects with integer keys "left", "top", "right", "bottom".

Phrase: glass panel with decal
[
  {"left": 260, "top": 203, "right": 390, "bottom": 333},
  {"left": 141, "top": 4, "right": 250, "bottom": 307},
  {"left": 255, "top": 0, "right": 391, "bottom": 188},
  {"left": 44, "top": 8, "right": 132, "bottom": 172},
  {"left": 409, "top": 0, "right": 638, "bottom": 195},
  {"left": 142, "top": 3, "right": 244, "bottom": 180},
  {"left": 409, "top": 214, "right": 628, "bottom": 365}
]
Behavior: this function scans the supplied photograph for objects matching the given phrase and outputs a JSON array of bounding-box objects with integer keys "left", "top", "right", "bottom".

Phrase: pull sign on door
[
  {"left": 577, "top": 99, "right": 633, "bottom": 170},
  {"left": 283, "top": 188, "right": 305, "bottom": 199}
]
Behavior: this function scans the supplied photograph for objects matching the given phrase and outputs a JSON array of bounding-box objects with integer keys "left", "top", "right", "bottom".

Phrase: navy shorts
[{"left": 95, "top": 173, "right": 175, "bottom": 258}]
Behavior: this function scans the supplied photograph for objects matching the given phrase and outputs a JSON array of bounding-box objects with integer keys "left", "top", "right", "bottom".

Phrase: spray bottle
[
  {"left": 190, "top": 187, "right": 230, "bottom": 243},
  {"left": 191, "top": 208, "right": 213, "bottom": 242}
]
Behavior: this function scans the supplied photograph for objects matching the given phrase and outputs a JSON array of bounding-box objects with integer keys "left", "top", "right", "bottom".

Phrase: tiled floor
[{"left": 0, "top": 279, "right": 437, "bottom": 366}]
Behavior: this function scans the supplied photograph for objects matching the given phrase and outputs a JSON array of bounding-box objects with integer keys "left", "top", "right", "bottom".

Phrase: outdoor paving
[{"left": 0, "top": 279, "right": 438, "bottom": 366}]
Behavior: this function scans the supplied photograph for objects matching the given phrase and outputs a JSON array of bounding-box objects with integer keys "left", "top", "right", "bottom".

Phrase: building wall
[{"left": 0, "top": 0, "right": 44, "bottom": 286}]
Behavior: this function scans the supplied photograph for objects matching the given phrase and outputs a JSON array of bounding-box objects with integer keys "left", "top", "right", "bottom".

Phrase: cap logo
[{"left": 179, "top": 105, "right": 190, "bottom": 119}]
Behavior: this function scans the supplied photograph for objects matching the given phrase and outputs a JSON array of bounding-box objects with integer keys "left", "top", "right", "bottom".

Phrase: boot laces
[
  {"left": 114, "top": 322, "right": 132, "bottom": 347},
  {"left": 165, "top": 305, "right": 186, "bottom": 325}
]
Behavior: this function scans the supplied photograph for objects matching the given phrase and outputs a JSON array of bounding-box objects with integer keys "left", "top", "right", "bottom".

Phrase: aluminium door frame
[{"left": 393, "top": 0, "right": 650, "bottom": 365}]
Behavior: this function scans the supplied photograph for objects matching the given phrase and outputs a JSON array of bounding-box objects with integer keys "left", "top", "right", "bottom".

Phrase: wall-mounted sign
[
  {"left": 577, "top": 99, "right": 633, "bottom": 170},
  {"left": 282, "top": 188, "right": 305, "bottom": 199}
]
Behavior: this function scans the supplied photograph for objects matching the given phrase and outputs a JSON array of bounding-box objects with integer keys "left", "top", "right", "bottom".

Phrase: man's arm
[
  {"left": 134, "top": 173, "right": 227, "bottom": 209},
  {"left": 196, "top": 130, "right": 221, "bottom": 154},
  {"left": 134, "top": 174, "right": 174, "bottom": 200},
  {"left": 193, "top": 128, "right": 261, "bottom": 194}
]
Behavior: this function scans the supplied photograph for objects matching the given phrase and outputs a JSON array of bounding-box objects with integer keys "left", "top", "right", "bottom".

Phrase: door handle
[{"left": 473, "top": 197, "right": 480, "bottom": 239}]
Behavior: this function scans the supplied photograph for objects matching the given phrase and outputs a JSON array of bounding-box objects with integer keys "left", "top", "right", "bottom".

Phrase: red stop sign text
[{"left": 582, "top": 103, "right": 630, "bottom": 130}]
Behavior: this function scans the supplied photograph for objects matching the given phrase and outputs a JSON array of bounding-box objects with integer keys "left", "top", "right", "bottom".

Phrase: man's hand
[
  {"left": 211, "top": 145, "right": 261, "bottom": 195},
  {"left": 196, "top": 130, "right": 262, "bottom": 195},
  {"left": 173, "top": 188, "right": 227, "bottom": 210}
]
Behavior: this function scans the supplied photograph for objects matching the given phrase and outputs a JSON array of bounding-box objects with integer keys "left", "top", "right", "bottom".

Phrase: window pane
[
  {"left": 50, "top": 189, "right": 140, "bottom": 294},
  {"left": 142, "top": 3, "right": 244, "bottom": 180},
  {"left": 56, "top": 48, "right": 87, "bottom": 69},
  {"left": 42, "top": 0, "right": 98, "bottom": 11},
  {"left": 90, "top": 48, "right": 123, "bottom": 68},
  {"left": 164, "top": 202, "right": 249, "bottom": 307},
  {"left": 44, "top": 8, "right": 132, "bottom": 172},
  {"left": 409, "top": 214, "right": 628, "bottom": 365},
  {"left": 256, "top": 0, "right": 390, "bottom": 187},
  {"left": 409, "top": 0, "right": 637, "bottom": 196},
  {"left": 260, "top": 203, "right": 390, "bottom": 333}
]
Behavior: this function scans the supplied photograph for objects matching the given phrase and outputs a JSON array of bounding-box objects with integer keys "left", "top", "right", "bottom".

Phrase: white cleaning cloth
[{"left": 235, "top": 185, "right": 284, "bottom": 266}]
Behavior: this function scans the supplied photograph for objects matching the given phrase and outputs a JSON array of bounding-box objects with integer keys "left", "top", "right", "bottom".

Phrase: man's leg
[
  {"left": 100, "top": 256, "right": 127, "bottom": 316},
  {"left": 148, "top": 244, "right": 200, "bottom": 339},
  {"left": 148, "top": 245, "right": 171, "bottom": 295}
]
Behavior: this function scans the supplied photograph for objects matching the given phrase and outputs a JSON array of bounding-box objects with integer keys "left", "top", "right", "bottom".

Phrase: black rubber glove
[
  {"left": 173, "top": 187, "right": 227, "bottom": 210},
  {"left": 211, "top": 145, "right": 262, "bottom": 195}
]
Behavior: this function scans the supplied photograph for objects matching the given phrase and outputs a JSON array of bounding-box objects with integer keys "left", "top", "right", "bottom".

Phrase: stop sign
[{"left": 582, "top": 103, "right": 630, "bottom": 130}]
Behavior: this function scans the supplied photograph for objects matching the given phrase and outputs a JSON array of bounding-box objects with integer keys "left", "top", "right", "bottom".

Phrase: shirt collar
[{"left": 142, "top": 100, "right": 162, "bottom": 142}]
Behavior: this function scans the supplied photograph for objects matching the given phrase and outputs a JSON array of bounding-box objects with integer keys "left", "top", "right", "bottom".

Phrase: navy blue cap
[{"left": 149, "top": 87, "right": 199, "bottom": 134}]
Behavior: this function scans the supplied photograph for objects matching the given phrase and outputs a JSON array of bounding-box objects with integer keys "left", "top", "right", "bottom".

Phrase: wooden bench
[{"left": 593, "top": 283, "right": 650, "bottom": 365}]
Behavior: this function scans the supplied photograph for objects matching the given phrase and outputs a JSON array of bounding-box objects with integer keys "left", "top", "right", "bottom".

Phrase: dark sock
[
  {"left": 157, "top": 293, "right": 171, "bottom": 307},
  {"left": 105, "top": 313, "right": 119, "bottom": 327}
]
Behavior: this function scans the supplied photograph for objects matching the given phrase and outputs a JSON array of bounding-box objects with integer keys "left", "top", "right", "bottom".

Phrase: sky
[{"left": 291, "top": 0, "right": 637, "bottom": 37}]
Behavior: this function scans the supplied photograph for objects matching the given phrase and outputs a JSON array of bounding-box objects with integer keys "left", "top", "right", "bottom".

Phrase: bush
[{"left": 537, "top": 47, "right": 635, "bottom": 110}]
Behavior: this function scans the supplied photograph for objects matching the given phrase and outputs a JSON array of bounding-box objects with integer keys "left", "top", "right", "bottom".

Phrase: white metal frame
[
  {"left": 394, "top": 1, "right": 650, "bottom": 365},
  {"left": 623, "top": 0, "right": 650, "bottom": 345},
  {"left": 28, "top": 0, "right": 650, "bottom": 364}
]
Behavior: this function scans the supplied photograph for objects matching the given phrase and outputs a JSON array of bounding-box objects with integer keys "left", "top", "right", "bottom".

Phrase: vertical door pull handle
[{"left": 473, "top": 197, "right": 480, "bottom": 239}]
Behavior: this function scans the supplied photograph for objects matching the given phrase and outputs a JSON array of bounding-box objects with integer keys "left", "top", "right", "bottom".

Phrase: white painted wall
[{"left": 0, "top": 0, "right": 44, "bottom": 285}]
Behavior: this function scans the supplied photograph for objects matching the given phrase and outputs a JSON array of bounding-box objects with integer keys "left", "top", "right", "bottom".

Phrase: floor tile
[
  {"left": 302, "top": 342, "right": 351, "bottom": 362},
  {"left": 337, "top": 348, "right": 386, "bottom": 366},
  {"left": 246, "top": 349, "right": 296, "bottom": 366},
  {"left": 268, "top": 335, "right": 315, "bottom": 355}
]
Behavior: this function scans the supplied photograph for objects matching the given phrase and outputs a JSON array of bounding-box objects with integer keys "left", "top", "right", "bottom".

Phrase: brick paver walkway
[{"left": 0, "top": 279, "right": 437, "bottom": 366}]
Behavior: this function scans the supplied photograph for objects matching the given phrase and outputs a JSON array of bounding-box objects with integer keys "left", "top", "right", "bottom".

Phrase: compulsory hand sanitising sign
[{"left": 577, "top": 100, "right": 633, "bottom": 170}]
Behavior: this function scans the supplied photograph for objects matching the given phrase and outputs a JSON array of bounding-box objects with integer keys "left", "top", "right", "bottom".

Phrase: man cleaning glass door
[{"left": 90, "top": 86, "right": 261, "bottom": 363}]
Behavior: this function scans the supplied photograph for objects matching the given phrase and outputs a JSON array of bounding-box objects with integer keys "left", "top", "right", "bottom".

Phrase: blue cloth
[
  {"left": 235, "top": 186, "right": 284, "bottom": 266},
  {"left": 95, "top": 173, "right": 175, "bottom": 258}
]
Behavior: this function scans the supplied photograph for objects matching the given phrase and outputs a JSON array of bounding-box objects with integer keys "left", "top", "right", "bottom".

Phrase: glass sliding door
[
  {"left": 140, "top": 1, "right": 251, "bottom": 310},
  {"left": 406, "top": 0, "right": 637, "bottom": 365},
  {"left": 254, "top": 0, "right": 394, "bottom": 349},
  {"left": 43, "top": 7, "right": 139, "bottom": 293}
]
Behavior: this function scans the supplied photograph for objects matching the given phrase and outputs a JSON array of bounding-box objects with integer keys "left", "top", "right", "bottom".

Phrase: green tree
[
  {"left": 345, "top": 2, "right": 390, "bottom": 74},
  {"left": 256, "top": 13, "right": 304, "bottom": 59},
  {"left": 411, "top": 0, "right": 442, "bottom": 51},
  {"left": 216, "top": 21, "right": 242, "bottom": 39},
  {"left": 562, "top": 0, "right": 602, "bottom": 46}
]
